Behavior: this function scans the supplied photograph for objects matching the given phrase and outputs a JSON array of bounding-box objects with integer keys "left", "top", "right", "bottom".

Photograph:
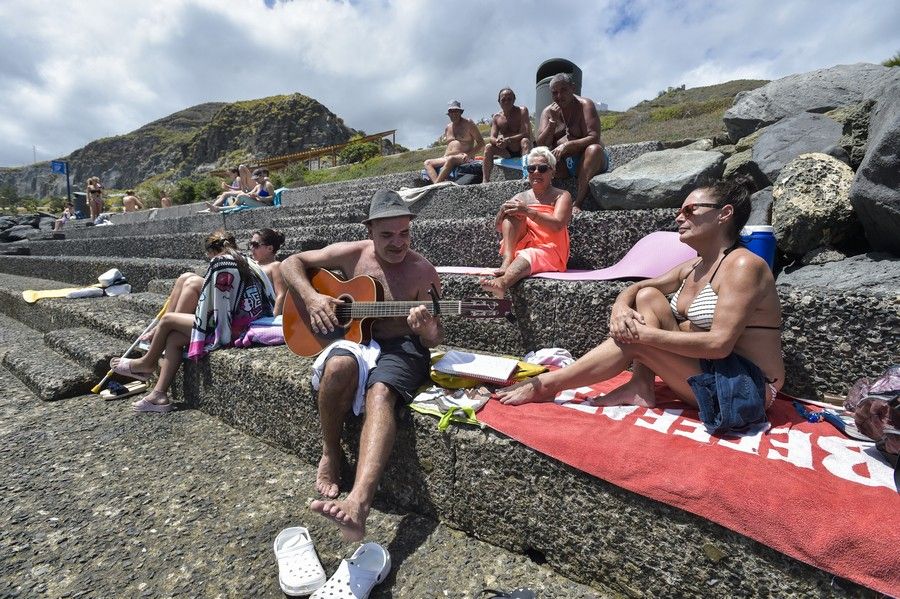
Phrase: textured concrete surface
[
  {"left": 0, "top": 368, "right": 606, "bottom": 598},
  {"left": 0, "top": 256, "right": 206, "bottom": 292}
]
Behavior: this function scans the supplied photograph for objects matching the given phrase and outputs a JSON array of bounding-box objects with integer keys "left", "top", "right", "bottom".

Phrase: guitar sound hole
[{"left": 335, "top": 295, "right": 353, "bottom": 327}]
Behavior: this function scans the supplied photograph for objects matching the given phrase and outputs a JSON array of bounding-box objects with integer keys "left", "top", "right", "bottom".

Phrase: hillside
[
  {"left": 0, "top": 93, "right": 357, "bottom": 198},
  {"left": 600, "top": 79, "right": 769, "bottom": 145}
]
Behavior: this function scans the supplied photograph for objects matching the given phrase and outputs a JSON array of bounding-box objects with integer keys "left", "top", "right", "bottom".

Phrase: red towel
[{"left": 478, "top": 372, "right": 900, "bottom": 596}]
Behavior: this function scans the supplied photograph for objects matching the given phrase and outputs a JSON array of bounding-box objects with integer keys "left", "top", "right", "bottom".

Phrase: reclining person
[
  {"left": 536, "top": 73, "right": 608, "bottom": 212},
  {"left": 423, "top": 100, "right": 485, "bottom": 184},
  {"left": 281, "top": 189, "right": 443, "bottom": 541},
  {"left": 482, "top": 87, "right": 533, "bottom": 183},
  {"left": 112, "top": 230, "right": 275, "bottom": 413},
  {"left": 493, "top": 179, "right": 784, "bottom": 435},
  {"left": 209, "top": 168, "right": 275, "bottom": 212},
  {"left": 209, "top": 167, "right": 244, "bottom": 210},
  {"left": 480, "top": 146, "right": 572, "bottom": 299}
]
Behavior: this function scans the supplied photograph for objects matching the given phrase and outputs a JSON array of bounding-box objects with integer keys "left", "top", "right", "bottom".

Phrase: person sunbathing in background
[
  {"left": 209, "top": 167, "right": 244, "bottom": 210},
  {"left": 112, "top": 230, "right": 275, "bottom": 413},
  {"left": 482, "top": 87, "right": 533, "bottom": 183},
  {"left": 53, "top": 202, "right": 75, "bottom": 231},
  {"left": 493, "top": 178, "right": 784, "bottom": 435},
  {"left": 479, "top": 146, "right": 572, "bottom": 299},
  {"left": 209, "top": 168, "right": 275, "bottom": 211},
  {"left": 423, "top": 100, "right": 485, "bottom": 184},
  {"left": 122, "top": 190, "right": 144, "bottom": 212}
]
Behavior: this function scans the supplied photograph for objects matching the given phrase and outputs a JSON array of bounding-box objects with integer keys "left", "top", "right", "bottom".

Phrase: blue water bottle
[{"left": 740, "top": 225, "right": 777, "bottom": 271}]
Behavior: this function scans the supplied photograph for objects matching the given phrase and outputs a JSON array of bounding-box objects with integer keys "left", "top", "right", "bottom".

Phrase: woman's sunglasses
[
  {"left": 677, "top": 203, "right": 721, "bottom": 218},
  {"left": 526, "top": 164, "right": 551, "bottom": 173}
]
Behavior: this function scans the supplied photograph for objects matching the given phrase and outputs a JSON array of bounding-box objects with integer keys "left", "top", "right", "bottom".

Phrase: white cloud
[{"left": 0, "top": 0, "right": 897, "bottom": 167}]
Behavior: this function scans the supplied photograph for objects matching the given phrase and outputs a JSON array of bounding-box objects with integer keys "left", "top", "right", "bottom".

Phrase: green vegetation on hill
[
  {"left": 600, "top": 79, "right": 768, "bottom": 145},
  {"left": 884, "top": 51, "right": 900, "bottom": 67}
]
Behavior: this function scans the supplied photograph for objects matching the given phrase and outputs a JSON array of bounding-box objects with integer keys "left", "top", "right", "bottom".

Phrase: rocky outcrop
[
  {"left": 0, "top": 94, "right": 357, "bottom": 196},
  {"left": 827, "top": 100, "right": 876, "bottom": 170},
  {"left": 605, "top": 141, "right": 664, "bottom": 170},
  {"left": 590, "top": 148, "right": 723, "bottom": 209},
  {"left": 0, "top": 214, "right": 57, "bottom": 242},
  {"left": 723, "top": 63, "right": 898, "bottom": 140},
  {"left": 747, "top": 186, "right": 773, "bottom": 225},
  {"left": 849, "top": 78, "right": 900, "bottom": 255},
  {"left": 751, "top": 112, "right": 842, "bottom": 184},
  {"left": 778, "top": 252, "right": 900, "bottom": 296},
  {"left": 771, "top": 153, "right": 858, "bottom": 256}
]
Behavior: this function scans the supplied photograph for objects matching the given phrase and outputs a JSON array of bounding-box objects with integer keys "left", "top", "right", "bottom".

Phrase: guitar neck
[{"left": 337, "top": 301, "right": 464, "bottom": 319}]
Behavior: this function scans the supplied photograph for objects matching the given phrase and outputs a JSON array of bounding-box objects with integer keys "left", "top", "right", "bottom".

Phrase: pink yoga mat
[{"left": 436, "top": 231, "right": 697, "bottom": 281}]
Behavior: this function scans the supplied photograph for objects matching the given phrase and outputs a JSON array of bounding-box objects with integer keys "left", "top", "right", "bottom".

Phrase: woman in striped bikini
[{"left": 493, "top": 178, "right": 784, "bottom": 434}]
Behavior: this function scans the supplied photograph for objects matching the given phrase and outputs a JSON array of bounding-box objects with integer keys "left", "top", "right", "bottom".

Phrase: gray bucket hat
[
  {"left": 362, "top": 189, "right": 415, "bottom": 224},
  {"left": 447, "top": 99, "right": 464, "bottom": 112}
]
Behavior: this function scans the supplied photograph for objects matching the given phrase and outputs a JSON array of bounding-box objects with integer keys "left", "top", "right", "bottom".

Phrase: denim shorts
[{"left": 688, "top": 352, "right": 769, "bottom": 435}]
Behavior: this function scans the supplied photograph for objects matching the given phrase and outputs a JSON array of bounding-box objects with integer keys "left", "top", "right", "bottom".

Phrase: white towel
[{"left": 311, "top": 340, "right": 381, "bottom": 416}]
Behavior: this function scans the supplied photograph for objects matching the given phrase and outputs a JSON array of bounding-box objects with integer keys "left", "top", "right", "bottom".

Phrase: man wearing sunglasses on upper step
[
  {"left": 536, "top": 73, "right": 609, "bottom": 213},
  {"left": 480, "top": 146, "right": 573, "bottom": 299}
]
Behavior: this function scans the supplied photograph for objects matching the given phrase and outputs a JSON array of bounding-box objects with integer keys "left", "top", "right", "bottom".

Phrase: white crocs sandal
[
  {"left": 310, "top": 542, "right": 391, "bottom": 599},
  {"left": 274, "top": 527, "right": 327, "bottom": 596}
]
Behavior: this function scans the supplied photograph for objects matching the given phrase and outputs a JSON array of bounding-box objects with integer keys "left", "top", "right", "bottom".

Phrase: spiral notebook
[{"left": 433, "top": 350, "right": 519, "bottom": 385}]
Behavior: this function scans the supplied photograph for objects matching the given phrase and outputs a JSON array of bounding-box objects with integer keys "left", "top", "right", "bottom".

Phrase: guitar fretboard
[{"left": 335, "top": 301, "right": 464, "bottom": 318}]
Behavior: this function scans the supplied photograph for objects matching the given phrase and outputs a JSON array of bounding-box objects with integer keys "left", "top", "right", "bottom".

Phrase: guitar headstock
[{"left": 459, "top": 297, "right": 513, "bottom": 319}]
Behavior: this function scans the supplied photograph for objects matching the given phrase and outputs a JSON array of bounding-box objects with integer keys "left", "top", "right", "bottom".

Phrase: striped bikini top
[{"left": 669, "top": 247, "right": 734, "bottom": 330}]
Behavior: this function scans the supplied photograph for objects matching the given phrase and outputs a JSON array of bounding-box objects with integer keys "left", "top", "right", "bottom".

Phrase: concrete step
[
  {"left": 43, "top": 326, "right": 134, "bottom": 378},
  {"left": 0, "top": 314, "right": 94, "bottom": 401},
  {"left": 112, "top": 291, "right": 170, "bottom": 317},
  {"left": 0, "top": 273, "right": 157, "bottom": 341},
  {"left": 0, "top": 255, "right": 206, "bottom": 292},
  {"left": 147, "top": 277, "right": 177, "bottom": 294}
]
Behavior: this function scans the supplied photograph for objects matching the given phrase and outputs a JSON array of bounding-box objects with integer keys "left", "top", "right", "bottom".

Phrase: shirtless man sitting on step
[
  {"left": 536, "top": 73, "right": 608, "bottom": 213},
  {"left": 423, "top": 100, "right": 485, "bottom": 184},
  {"left": 482, "top": 87, "right": 533, "bottom": 183},
  {"left": 281, "top": 189, "right": 444, "bottom": 541}
]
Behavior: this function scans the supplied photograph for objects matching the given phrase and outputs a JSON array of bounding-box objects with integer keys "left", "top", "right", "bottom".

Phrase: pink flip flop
[
  {"left": 110, "top": 357, "right": 151, "bottom": 381},
  {"left": 132, "top": 398, "right": 173, "bottom": 414}
]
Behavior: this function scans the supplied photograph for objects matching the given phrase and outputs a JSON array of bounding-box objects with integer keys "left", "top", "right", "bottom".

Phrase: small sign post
[{"left": 50, "top": 160, "right": 71, "bottom": 202}]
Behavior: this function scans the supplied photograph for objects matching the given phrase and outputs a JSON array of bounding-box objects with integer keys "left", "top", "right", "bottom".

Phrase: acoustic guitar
[{"left": 283, "top": 268, "right": 512, "bottom": 357}]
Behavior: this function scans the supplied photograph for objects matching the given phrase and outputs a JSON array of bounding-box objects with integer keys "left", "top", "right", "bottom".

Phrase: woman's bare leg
[
  {"left": 480, "top": 215, "right": 529, "bottom": 297},
  {"left": 493, "top": 287, "right": 702, "bottom": 406},
  {"left": 114, "top": 313, "right": 193, "bottom": 375},
  {"left": 599, "top": 287, "right": 681, "bottom": 407}
]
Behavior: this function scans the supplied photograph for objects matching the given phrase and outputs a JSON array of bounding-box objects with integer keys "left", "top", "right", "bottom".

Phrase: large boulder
[
  {"left": 606, "top": 141, "right": 664, "bottom": 170},
  {"left": 827, "top": 100, "right": 876, "bottom": 169},
  {"left": 771, "top": 153, "right": 858, "bottom": 256},
  {"left": 590, "top": 149, "right": 724, "bottom": 209},
  {"left": 849, "top": 78, "right": 900, "bottom": 255},
  {"left": 777, "top": 252, "right": 900, "bottom": 296},
  {"left": 0, "top": 224, "right": 36, "bottom": 243},
  {"left": 751, "top": 113, "right": 843, "bottom": 184},
  {"left": 723, "top": 63, "right": 897, "bottom": 140},
  {"left": 747, "top": 187, "right": 774, "bottom": 226}
]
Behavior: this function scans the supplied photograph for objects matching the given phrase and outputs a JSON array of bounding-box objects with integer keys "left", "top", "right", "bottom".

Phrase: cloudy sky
[{"left": 0, "top": 0, "right": 897, "bottom": 167}]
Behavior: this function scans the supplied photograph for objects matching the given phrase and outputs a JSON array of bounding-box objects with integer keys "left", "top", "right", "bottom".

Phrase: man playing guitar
[{"left": 281, "top": 189, "right": 443, "bottom": 542}]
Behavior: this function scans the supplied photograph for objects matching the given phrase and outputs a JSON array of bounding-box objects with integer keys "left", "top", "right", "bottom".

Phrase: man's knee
[
  {"left": 320, "top": 355, "right": 359, "bottom": 396},
  {"left": 365, "top": 382, "right": 398, "bottom": 410},
  {"left": 584, "top": 144, "right": 606, "bottom": 172}
]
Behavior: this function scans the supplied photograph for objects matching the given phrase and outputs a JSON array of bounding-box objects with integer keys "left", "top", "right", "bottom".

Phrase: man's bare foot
[
  {"left": 309, "top": 498, "right": 368, "bottom": 542},
  {"left": 315, "top": 452, "right": 341, "bottom": 499},
  {"left": 479, "top": 277, "right": 507, "bottom": 299},
  {"left": 205, "top": 202, "right": 220, "bottom": 213},
  {"left": 592, "top": 374, "right": 657, "bottom": 408}
]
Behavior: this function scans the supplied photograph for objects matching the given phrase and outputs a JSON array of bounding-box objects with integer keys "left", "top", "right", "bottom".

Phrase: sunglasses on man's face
[
  {"left": 677, "top": 203, "right": 721, "bottom": 218},
  {"left": 526, "top": 164, "right": 551, "bottom": 173},
  {"left": 248, "top": 241, "right": 263, "bottom": 249}
]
